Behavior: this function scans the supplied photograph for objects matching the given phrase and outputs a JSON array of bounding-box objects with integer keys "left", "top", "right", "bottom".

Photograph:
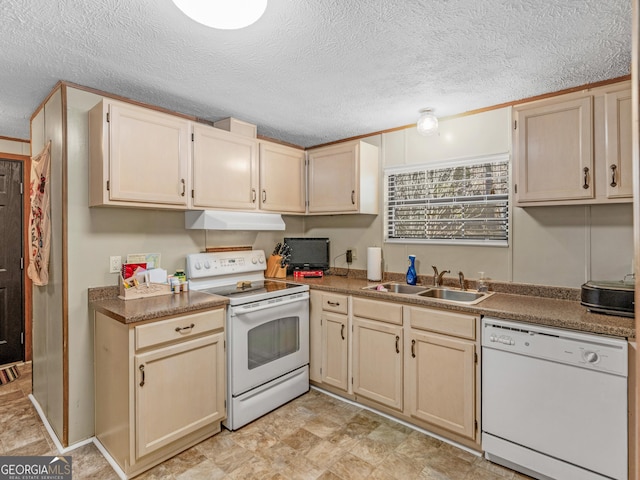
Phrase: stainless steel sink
[
  {"left": 363, "top": 282, "right": 492, "bottom": 304},
  {"left": 418, "top": 288, "right": 491, "bottom": 304},
  {"left": 364, "top": 283, "right": 430, "bottom": 294}
]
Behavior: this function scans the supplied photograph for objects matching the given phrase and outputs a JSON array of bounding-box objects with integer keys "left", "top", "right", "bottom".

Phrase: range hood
[{"left": 185, "top": 210, "right": 286, "bottom": 231}]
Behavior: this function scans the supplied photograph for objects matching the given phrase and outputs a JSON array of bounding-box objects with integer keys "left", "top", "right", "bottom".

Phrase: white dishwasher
[{"left": 481, "top": 317, "right": 628, "bottom": 480}]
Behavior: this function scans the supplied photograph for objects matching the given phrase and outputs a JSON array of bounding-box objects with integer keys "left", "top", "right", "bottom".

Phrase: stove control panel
[{"left": 186, "top": 250, "right": 266, "bottom": 279}]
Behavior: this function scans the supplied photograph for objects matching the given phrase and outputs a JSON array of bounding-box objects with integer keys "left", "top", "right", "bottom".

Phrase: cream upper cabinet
[
  {"left": 352, "top": 298, "right": 403, "bottom": 411},
  {"left": 259, "top": 141, "right": 306, "bottom": 213},
  {"left": 514, "top": 81, "right": 632, "bottom": 206},
  {"left": 514, "top": 95, "right": 594, "bottom": 203},
  {"left": 94, "top": 308, "right": 226, "bottom": 478},
  {"left": 604, "top": 85, "right": 633, "bottom": 199},
  {"left": 404, "top": 306, "right": 477, "bottom": 441},
  {"left": 307, "top": 140, "right": 379, "bottom": 214},
  {"left": 191, "top": 124, "right": 258, "bottom": 210},
  {"left": 89, "top": 100, "right": 190, "bottom": 208}
]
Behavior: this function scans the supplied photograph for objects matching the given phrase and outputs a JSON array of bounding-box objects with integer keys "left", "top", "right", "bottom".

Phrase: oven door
[{"left": 228, "top": 292, "right": 309, "bottom": 396}]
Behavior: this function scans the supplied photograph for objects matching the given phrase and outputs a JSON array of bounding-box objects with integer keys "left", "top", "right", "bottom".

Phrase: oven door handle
[{"left": 230, "top": 293, "right": 308, "bottom": 316}]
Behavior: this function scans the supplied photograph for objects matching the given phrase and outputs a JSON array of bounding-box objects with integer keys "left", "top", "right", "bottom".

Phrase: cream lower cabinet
[
  {"left": 352, "top": 297, "right": 403, "bottom": 410},
  {"left": 308, "top": 290, "right": 323, "bottom": 383},
  {"left": 321, "top": 311, "right": 349, "bottom": 391},
  {"left": 95, "top": 308, "right": 226, "bottom": 478},
  {"left": 308, "top": 291, "right": 480, "bottom": 448},
  {"left": 89, "top": 99, "right": 190, "bottom": 209},
  {"left": 404, "top": 306, "right": 477, "bottom": 441},
  {"left": 310, "top": 293, "right": 350, "bottom": 392}
]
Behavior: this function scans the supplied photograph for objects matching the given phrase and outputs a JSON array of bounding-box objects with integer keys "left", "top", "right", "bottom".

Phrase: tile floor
[{"left": 0, "top": 363, "right": 532, "bottom": 479}]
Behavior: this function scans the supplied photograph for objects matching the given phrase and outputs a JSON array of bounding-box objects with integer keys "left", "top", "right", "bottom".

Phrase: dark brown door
[{"left": 0, "top": 159, "right": 24, "bottom": 365}]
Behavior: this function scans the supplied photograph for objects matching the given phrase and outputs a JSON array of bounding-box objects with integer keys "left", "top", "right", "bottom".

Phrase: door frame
[{"left": 0, "top": 152, "right": 32, "bottom": 362}]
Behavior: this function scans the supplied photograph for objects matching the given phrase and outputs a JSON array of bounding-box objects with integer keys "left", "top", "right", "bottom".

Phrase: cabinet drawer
[
  {"left": 135, "top": 308, "right": 225, "bottom": 350},
  {"left": 352, "top": 297, "right": 402, "bottom": 325},
  {"left": 406, "top": 306, "right": 476, "bottom": 340},
  {"left": 321, "top": 293, "right": 348, "bottom": 314}
]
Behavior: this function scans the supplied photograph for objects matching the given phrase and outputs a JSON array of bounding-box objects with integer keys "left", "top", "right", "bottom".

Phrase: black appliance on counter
[
  {"left": 284, "top": 237, "right": 330, "bottom": 273},
  {"left": 581, "top": 279, "right": 634, "bottom": 317}
]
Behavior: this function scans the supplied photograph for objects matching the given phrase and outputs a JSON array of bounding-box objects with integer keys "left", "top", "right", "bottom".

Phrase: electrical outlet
[
  {"left": 350, "top": 248, "right": 357, "bottom": 260},
  {"left": 109, "top": 255, "right": 122, "bottom": 274},
  {"left": 346, "top": 249, "right": 353, "bottom": 263}
]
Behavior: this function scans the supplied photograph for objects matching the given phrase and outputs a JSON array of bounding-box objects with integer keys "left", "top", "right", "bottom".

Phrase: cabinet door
[
  {"left": 605, "top": 88, "right": 633, "bottom": 199},
  {"left": 352, "top": 317, "right": 403, "bottom": 410},
  {"left": 259, "top": 142, "right": 306, "bottom": 213},
  {"left": 514, "top": 96, "right": 594, "bottom": 203},
  {"left": 109, "top": 102, "right": 189, "bottom": 206},
  {"left": 406, "top": 330, "right": 475, "bottom": 439},
  {"left": 135, "top": 332, "right": 225, "bottom": 458},
  {"left": 308, "top": 143, "right": 358, "bottom": 213},
  {"left": 309, "top": 290, "right": 323, "bottom": 383},
  {"left": 321, "top": 312, "right": 349, "bottom": 391},
  {"left": 192, "top": 124, "right": 258, "bottom": 210}
]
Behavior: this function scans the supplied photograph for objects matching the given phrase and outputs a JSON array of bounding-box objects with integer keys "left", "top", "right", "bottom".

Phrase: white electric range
[{"left": 186, "top": 249, "right": 309, "bottom": 430}]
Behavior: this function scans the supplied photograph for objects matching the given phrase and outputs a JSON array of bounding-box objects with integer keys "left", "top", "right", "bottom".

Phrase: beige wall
[
  {"left": 43, "top": 86, "right": 633, "bottom": 444},
  {"left": 31, "top": 90, "right": 65, "bottom": 443},
  {"left": 271, "top": 107, "right": 634, "bottom": 288},
  {"left": 65, "top": 88, "right": 304, "bottom": 442},
  {"left": 0, "top": 137, "right": 30, "bottom": 155}
]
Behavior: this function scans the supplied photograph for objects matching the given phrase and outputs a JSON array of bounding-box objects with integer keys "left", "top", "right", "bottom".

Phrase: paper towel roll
[{"left": 367, "top": 247, "right": 382, "bottom": 281}]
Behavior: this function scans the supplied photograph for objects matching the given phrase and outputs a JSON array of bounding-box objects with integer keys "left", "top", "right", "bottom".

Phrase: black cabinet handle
[
  {"left": 139, "top": 364, "right": 145, "bottom": 387},
  {"left": 395, "top": 335, "right": 400, "bottom": 354},
  {"left": 341, "top": 324, "right": 345, "bottom": 340},
  {"left": 175, "top": 323, "right": 195, "bottom": 333},
  {"left": 610, "top": 164, "right": 617, "bottom": 187},
  {"left": 411, "top": 339, "right": 416, "bottom": 358},
  {"left": 582, "top": 167, "right": 590, "bottom": 189}
]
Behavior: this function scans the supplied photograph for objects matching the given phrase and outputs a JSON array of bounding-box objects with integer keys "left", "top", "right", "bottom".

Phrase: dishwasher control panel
[{"left": 482, "top": 317, "right": 628, "bottom": 376}]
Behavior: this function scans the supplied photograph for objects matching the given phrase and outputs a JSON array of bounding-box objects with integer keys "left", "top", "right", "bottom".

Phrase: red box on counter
[{"left": 293, "top": 270, "right": 324, "bottom": 278}]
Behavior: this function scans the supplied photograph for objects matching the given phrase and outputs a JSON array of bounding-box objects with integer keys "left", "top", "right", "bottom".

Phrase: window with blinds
[{"left": 385, "top": 154, "right": 510, "bottom": 246}]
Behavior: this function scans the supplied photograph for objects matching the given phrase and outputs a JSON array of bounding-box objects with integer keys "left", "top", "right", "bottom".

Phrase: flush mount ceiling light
[
  {"left": 172, "top": 0, "right": 268, "bottom": 30},
  {"left": 416, "top": 108, "right": 439, "bottom": 136}
]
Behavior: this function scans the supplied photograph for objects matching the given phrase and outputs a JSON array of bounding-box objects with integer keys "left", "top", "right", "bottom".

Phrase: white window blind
[{"left": 385, "top": 154, "right": 510, "bottom": 246}]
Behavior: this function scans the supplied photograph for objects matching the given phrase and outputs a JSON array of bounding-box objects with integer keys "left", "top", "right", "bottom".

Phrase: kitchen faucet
[
  {"left": 458, "top": 271, "right": 466, "bottom": 290},
  {"left": 432, "top": 266, "right": 450, "bottom": 287}
]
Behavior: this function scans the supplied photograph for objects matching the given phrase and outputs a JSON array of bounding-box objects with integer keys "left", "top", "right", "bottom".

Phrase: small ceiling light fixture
[
  {"left": 172, "top": 0, "right": 268, "bottom": 30},
  {"left": 416, "top": 108, "right": 439, "bottom": 136}
]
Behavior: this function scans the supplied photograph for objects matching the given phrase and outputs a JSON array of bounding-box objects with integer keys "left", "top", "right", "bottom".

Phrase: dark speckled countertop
[
  {"left": 89, "top": 286, "right": 228, "bottom": 324},
  {"left": 295, "top": 272, "right": 635, "bottom": 338},
  {"left": 88, "top": 272, "right": 634, "bottom": 337}
]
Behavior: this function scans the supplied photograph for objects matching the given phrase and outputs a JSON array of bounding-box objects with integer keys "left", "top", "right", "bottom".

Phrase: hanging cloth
[{"left": 27, "top": 140, "right": 52, "bottom": 286}]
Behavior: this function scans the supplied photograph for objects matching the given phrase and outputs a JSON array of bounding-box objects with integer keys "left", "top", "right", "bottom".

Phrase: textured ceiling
[{"left": 1, "top": 0, "right": 632, "bottom": 147}]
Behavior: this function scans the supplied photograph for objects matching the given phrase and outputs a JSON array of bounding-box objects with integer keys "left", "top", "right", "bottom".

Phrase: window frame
[{"left": 384, "top": 153, "right": 511, "bottom": 247}]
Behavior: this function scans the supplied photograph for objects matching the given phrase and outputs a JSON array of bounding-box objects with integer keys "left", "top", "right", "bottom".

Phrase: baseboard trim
[
  {"left": 93, "top": 438, "right": 127, "bottom": 480},
  {"left": 310, "top": 385, "right": 481, "bottom": 457},
  {"left": 28, "top": 394, "right": 94, "bottom": 454}
]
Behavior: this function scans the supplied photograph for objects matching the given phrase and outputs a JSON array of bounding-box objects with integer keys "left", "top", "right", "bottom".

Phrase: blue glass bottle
[{"left": 406, "top": 255, "right": 417, "bottom": 285}]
